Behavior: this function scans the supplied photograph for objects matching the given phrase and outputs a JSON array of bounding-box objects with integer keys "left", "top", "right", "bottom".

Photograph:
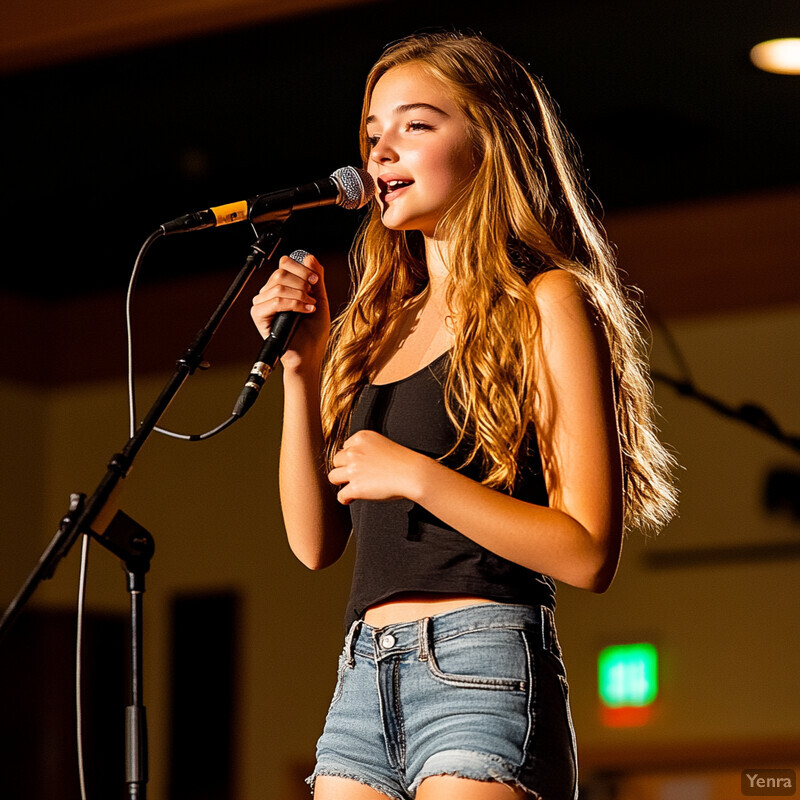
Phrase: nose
[{"left": 370, "top": 133, "right": 397, "bottom": 165}]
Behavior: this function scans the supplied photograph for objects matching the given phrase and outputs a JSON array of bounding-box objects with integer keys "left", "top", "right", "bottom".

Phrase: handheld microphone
[
  {"left": 161, "top": 166, "right": 374, "bottom": 235},
  {"left": 233, "top": 249, "right": 312, "bottom": 417}
]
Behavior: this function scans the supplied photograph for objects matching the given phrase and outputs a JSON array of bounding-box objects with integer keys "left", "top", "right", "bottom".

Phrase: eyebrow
[{"left": 365, "top": 102, "right": 450, "bottom": 126}]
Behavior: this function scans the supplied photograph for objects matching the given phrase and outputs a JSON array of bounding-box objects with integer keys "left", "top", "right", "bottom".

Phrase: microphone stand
[{"left": 0, "top": 220, "right": 285, "bottom": 800}]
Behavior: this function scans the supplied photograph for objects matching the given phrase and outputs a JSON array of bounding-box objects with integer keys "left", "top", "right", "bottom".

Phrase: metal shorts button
[{"left": 379, "top": 633, "right": 396, "bottom": 649}]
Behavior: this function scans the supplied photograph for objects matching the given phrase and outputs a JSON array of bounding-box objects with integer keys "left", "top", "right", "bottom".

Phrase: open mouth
[{"left": 379, "top": 176, "right": 414, "bottom": 200}]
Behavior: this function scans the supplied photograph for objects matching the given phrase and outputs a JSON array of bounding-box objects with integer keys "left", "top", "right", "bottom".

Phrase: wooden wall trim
[
  {"left": 1, "top": 189, "right": 799, "bottom": 387},
  {"left": 0, "top": 249, "right": 352, "bottom": 386},
  {"left": 0, "top": 0, "right": 375, "bottom": 74},
  {"left": 579, "top": 737, "right": 800, "bottom": 773},
  {"left": 607, "top": 187, "right": 800, "bottom": 319}
]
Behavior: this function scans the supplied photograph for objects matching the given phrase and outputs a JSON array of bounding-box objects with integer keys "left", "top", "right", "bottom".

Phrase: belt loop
[
  {"left": 345, "top": 619, "right": 362, "bottom": 667},
  {"left": 417, "top": 617, "right": 431, "bottom": 661},
  {"left": 541, "top": 606, "right": 550, "bottom": 652},
  {"left": 541, "top": 606, "right": 561, "bottom": 658}
]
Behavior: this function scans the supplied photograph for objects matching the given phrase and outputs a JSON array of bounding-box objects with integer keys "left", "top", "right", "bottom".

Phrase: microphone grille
[{"left": 332, "top": 166, "right": 376, "bottom": 210}]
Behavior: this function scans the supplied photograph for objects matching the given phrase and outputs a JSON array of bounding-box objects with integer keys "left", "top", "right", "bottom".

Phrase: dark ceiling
[{"left": 2, "top": 0, "right": 798, "bottom": 299}]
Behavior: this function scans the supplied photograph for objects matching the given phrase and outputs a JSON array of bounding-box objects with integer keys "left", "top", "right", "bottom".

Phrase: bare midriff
[{"left": 362, "top": 593, "right": 501, "bottom": 628}]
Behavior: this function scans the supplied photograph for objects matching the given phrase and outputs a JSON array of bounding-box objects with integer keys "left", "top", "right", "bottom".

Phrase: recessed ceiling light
[{"left": 750, "top": 38, "right": 800, "bottom": 75}]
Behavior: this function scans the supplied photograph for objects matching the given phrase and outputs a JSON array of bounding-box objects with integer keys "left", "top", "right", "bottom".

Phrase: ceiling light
[{"left": 750, "top": 38, "right": 800, "bottom": 75}]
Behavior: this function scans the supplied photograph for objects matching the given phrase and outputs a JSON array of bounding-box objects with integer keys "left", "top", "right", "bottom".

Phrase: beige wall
[
  {"left": 2, "top": 302, "right": 799, "bottom": 797},
  {"left": 0, "top": 381, "right": 49, "bottom": 598},
  {"left": 558, "top": 304, "right": 800, "bottom": 756},
  {"left": 1, "top": 364, "right": 354, "bottom": 798}
]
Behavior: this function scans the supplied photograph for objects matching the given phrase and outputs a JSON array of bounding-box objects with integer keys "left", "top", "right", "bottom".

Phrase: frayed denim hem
[
  {"left": 306, "top": 770, "right": 405, "bottom": 800},
  {"left": 408, "top": 750, "right": 543, "bottom": 799},
  {"left": 412, "top": 771, "right": 542, "bottom": 798}
]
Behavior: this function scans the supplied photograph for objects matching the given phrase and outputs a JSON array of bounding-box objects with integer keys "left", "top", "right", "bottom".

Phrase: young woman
[{"left": 251, "top": 31, "right": 677, "bottom": 800}]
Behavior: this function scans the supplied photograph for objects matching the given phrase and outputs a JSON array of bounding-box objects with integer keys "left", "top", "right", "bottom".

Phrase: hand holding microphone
[
  {"left": 225, "top": 166, "right": 374, "bottom": 416},
  {"left": 235, "top": 249, "right": 330, "bottom": 416},
  {"left": 251, "top": 249, "right": 330, "bottom": 366}
]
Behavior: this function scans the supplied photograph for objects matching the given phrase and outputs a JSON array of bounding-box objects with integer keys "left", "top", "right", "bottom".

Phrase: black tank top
[{"left": 344, "top": 350, "right": 556, "bottom": 629}]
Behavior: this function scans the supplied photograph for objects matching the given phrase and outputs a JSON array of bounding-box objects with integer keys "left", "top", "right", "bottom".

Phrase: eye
[
  {"left": 406, "top": 120, "right": 433, "bottom": 132},
  {"left": 365, "top": 133, "right": 380, "bottom": 148}
]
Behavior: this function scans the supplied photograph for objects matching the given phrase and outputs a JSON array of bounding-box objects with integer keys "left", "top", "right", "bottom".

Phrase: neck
[{"left": 423, "top": 236, "right": 452, "bottom": 299}]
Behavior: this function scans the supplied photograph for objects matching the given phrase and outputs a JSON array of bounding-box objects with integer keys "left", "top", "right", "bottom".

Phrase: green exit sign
[{"left": 598, "top": 642, "right": 658, "bottom": 707}]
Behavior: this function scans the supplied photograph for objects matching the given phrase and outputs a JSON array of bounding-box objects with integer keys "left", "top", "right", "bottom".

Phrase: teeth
[{"left": 387, "top": 180, "right": 410, "bottom": 189}]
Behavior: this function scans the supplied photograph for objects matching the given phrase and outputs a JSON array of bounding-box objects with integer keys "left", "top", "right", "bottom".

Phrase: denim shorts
[{"left": 307, "top": 603, "right": 578, "bottom": 799}]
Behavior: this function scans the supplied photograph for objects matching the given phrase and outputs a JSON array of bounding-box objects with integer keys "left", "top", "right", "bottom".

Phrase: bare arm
[
  {"left": 328, "top": 269, "right": 624, "bottom": 592},
  {"left": 251, "top": 253, "right": 350, "bottom": 569}
]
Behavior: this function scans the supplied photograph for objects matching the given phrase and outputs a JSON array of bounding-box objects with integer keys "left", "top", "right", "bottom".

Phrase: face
[{"left": 365, "top": 64, "right": 475, "bottom": 238}]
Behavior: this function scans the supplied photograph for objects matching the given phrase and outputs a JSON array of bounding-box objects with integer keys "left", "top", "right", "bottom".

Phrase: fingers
[
  {"left": 257, "top": 251, "right": 324, "bottom": 300},
  {"left": 326, "top": 463, "right": 351, "bottom": 505},
  {"left": 328, "top": 432, "right": 414, "bottom": 505},
  {"left": 253, "top": 280, "right": 316, "bottom": 313},
  {"left": 330, "top": 433, "right": 363, "bottom": 471},
  {"left": 281, "top": 250, "right": 323, "bottom": 286},
  {"left": 327, "top": 465, "right": 347, "bottom": 487},
  {"left": 331, "top": 448, "right": 349, "bottom": 468},
  {"left": 250, "top": 250, "right": 324, "bottom": 332},
  {"left": 328, "top": 437, "right": 365, "bottom": 504}
]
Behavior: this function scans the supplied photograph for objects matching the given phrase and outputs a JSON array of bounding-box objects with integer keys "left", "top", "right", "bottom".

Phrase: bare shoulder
[
  {"left": 530, "top": 268, "right": 591, "bottom": 315},
  {"left": 528, "top": 269, "right": 606, "bottom": 355}
]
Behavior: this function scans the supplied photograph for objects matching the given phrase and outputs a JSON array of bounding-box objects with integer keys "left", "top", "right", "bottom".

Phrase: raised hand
[{"left": 250, "top": 251, "right": 331, "bottom": 373}]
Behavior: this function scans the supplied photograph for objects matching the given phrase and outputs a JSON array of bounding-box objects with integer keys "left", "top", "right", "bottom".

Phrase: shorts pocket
[
  {"left": 517, "top": 651, "right": 577, "bottom": 800},
  {"left": 426, "top": 627, "right": 529, "bottom": 691}
]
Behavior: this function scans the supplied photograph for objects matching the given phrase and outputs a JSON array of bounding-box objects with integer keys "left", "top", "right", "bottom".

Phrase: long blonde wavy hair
[{"left": 320, "top": 31, "right": 678, "bottom": 532}]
